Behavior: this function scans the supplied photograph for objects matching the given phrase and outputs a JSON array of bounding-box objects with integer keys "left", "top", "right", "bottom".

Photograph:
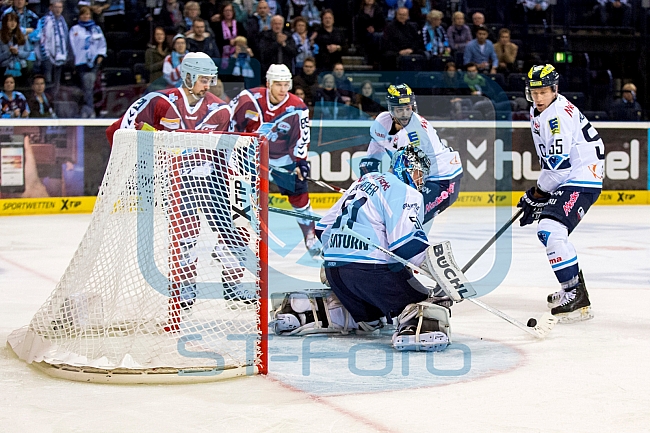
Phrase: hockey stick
[
  {"left": 341, "top": 225, "right": 555, "bottom": 339},
  {"left": 269, "top": 165, "right": 347, "bottom": 193},
  {"left": 268, "top": 206, "right": 321, "bottom": 221}
]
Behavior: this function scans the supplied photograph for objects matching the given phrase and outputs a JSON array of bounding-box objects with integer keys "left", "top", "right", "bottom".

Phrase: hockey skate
[
  {"left": 392, "top": 302, "right": 451, "bottom": 352},
  {"left": 305, "top": 233, "right": 322, "bottom": 259},
  {"left": 550, "top": 277, "right": 593, "bottom": 323},
  {"left": 548, "top": 270, "right": 586, "bottom": 309}
]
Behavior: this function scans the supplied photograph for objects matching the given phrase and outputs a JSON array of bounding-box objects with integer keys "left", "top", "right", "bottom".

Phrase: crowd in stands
[{"left": 0, "top": 0, "right": 645, "bottom": 120}]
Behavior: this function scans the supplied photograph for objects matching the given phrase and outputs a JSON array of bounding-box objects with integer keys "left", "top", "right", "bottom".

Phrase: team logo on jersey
[
  {"left": 245, "top": 110, "right": 259, "bottom": 121},
  {"left": 167, "top": 93, "right": 178, "bottom": 103},
  {"left": 160, "top": 117, "right": 180, "bottom": 129},
  {"left": 207, "top": 102, "right": 220, "bottom": 111},
  {"left": 277, "top": 121, "right": 291, "bottom": 132},
  {"left": 450, "top": 156, "right": 460, "bottom": 165},
  {"left": 254, "top": 92, "right": 262, "bottom": 99},
  {"left": 407, "top": 131, "right": 420, "bottom": 146},
  {"left": 588, "top": 163, "right": 603, "bottom": 179},
  {"left": 549, "top": 117, "right": 560, "bottom": 135},
  {"left": 420, "top": 119, "right": 429, "bottom": 130},
  {"left": 533, "top": 118, "right": 540, "bottom": 135}
]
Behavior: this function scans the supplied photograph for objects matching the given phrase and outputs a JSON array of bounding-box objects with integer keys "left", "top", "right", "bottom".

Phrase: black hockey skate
[{"left": 550, "top": 276, "right": 593, "bottom": 323}]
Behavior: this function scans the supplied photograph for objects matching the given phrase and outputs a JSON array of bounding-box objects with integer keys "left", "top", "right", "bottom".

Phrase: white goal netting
[{"left": 7, "top": 130, "right": 268, "bottom": 383}]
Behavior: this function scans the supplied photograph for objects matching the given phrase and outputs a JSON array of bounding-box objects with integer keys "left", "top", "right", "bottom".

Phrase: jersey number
[
  {"left": 332, "top": 195, "right": 367, "bottom": 230},
  {"left": 539, "top": 139, "right": 563, "bottom": 157}
]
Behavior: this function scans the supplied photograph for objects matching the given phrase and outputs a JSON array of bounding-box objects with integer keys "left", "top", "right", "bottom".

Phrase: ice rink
[{"left": 1, "top": 205, "right": 649, "bottom": 433}]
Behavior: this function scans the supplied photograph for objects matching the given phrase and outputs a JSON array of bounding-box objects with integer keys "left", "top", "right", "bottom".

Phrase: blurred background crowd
[{"left": 0, "top": 0, "right": 647, "bottom": 121}]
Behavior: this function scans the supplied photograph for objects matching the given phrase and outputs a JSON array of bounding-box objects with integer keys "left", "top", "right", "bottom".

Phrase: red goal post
[{"left": 7, "top": 129, "right": 269, "bottom": 383}]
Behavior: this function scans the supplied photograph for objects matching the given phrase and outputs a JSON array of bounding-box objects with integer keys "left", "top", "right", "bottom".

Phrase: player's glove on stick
[
  {"left": 517, "top": 186, "right": 551, "bottom": 226},
  {"left": 359, "top": 158, "right": 380, "bottom": 175},
  {"left": 296, "top": 159, "right": 310, "bottom": 179}
]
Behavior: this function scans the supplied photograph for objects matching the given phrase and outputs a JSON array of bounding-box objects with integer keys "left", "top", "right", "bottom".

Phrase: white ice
[{"left": 1, "top": 206, "right": 649, "bottom": 433}]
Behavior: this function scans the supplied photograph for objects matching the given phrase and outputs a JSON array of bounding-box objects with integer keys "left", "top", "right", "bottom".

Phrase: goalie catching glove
[{"left": 517, "top": 186, "right": 551, "bottom": 227}]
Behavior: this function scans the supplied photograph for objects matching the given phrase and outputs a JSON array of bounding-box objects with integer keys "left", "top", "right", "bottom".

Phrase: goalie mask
[
  {"left": 181, "top": 52, "right": 219, "bottom": 90},
  {"left": 525, "top": 64, "right": 559, "bottom": 102},
  {"left": 266, "top": 64, "right": 293, "bottom": 90},
  {"left": 386, "top": 83, "right": 417, "bottom": 127},
  {"left": 390, "top": 146, "right": 431, "bottom": 192}
]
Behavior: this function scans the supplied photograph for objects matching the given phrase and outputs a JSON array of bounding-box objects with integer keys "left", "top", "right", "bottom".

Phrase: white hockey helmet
[
  {"left": 266, "top": 64, "right": 292, "bottom": 90},
  {"left": 180, "top": 52, "right": 218, "bottom": 89}
]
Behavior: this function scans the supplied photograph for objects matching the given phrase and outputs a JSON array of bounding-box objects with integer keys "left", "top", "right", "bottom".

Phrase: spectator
[
  {"left": 101, "top": 0, "right": 126, "bottom": 31},
  {"left": 291, "top": 15, "right": 315, "bottom": 70},
  {"left": 470, "top": 11, "right": 494, "bottom": 41},
  {"left": 37, "top": 0, "right": 69, "bottom": 98},
  {"left": 354, "top": 79, "right": 383, "bottom": 119},
  {"left": 610, "top": 82, "right": 642, "bottom": 121},
  {"left": 314, "top": 73, "right": 347, "bottom": 119},
  {"left": 155, "top": 0, "right": 184, "bottom": 36},
  {"left": 463, "top": 25, "right": 497, "bottom": 74},
  {"left": 293, "top": 85, "right": 306, "bottom": 102},
  {"left": 257, "top": 14, "right": 296, "bottom": 75},
  {"left": 385, "top": 0, "right": 413, "bottom": 22},
  {"left": 447, "top": 11, "right": 471, "bottom": 54},
  {"left": 595, "top": 0, "right": 631, "bottom": 27},
  {"left": 231, "top": 35, "right": 255, "bottom": 79},
  {"left": 422, "top": 9, "right": 450, "bottom": 71},
  {"left": 214, "top": 2, "right": 247, "bottom": 69},
  {"left": 245, "top": 1, "right": 271, "bottom": 57},
  {"left": 186, "top": 17, "right": 220, "bottom": 58},
  {"left": 181, "top": 1, "right": 209, "bottom": 36},
  {"left": 208, "top": 77, "right": 230, "bottom": 103},
  {"left": 1, "top": 0, "right": 39, "bottom": 72},
  {"left": 0, "top": 13, "right": 29, "bottom": 81},
  {"left": 354, "top": 0, "right": 385, "bottom": 66},
  {"left": 27, "top": 74, "right": 55, "bottom": 117},
  {"left": 300, "top": 0, "right": 321, "bottom": 28},
  {"left": 314, "top": 9, "right": 347, "bottom": 73},
  {"left": 69, "top": 5, "right": 106, "bottom": 118},
  {"left": 0, "top": 75, "right": 29, "bottom": 117},
  {"left": 145, "top": 26, "right": 169, "bottom": 84},
  {"left": 76, "top": 0, "right": 108, "bottom": 28},
  {"left": 462, "top": 62, "right": 486, "bottom": 95},
  {"left": 162, "top": 34, "right": 187, "bottom": 87},
  {"left": 493, "top": 28, "right": 518, "bottom": 74},
  {"left": 292, "top": 55, "right": 318, "bottom": 106},
  {"left": 438, "top": 61, "right": 462, "bottom": 95},
  {"left": 381, "top": 6, "right": 422, "bottom": 70},
  {"left": 522, "top": 0, "right": 549, "bottom": 25},
  {"left": 332, "top": 62, "right": 352, "bottom": 96},
  {"left": 201, "top": 0, "right": 220, "bottom": 32}
]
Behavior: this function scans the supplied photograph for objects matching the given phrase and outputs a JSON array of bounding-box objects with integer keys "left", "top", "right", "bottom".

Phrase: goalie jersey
[
  {"left": 316, "top": 172, "right": 429, "bottom": 267},
  {"left": 230, "top": 87, "right": 310, "bottom": 166},
  {"left": 530, "top": 93, "right": 605, "bottom": 193},
  {"left": 367, "top": 111, "right": 463, "bottom": 182}
]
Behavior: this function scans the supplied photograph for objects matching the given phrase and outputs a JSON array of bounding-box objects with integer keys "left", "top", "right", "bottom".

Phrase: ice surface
[{"left": 1, "top": 206, "right": 649, "bottom": 433}]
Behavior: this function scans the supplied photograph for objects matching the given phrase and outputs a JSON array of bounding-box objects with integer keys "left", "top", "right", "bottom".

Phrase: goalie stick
[{"left": 341, "top": 225, "right": 556, "bottom": 339}]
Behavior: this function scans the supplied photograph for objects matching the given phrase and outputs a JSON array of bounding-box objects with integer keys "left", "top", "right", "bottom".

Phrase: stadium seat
[
  {"left": 562, "top": 92, "right": 586, "bottom": 109},
  {"left": 486, "top": 73, "right": 507, "bottom": 90},
  {"left": 133, "top": 63, "right": 149, "bottom": 83},
  {"left": 507, "top": 73, "right": 527, "bottom": 92},
  {"left": 117, "top": 50, "right": 146, "bottom": 69},
  {"left": 102, "top": 68, "right": 135, "bottom": 87},
  {"left": 583, "top": 111, "right": 608, "bottom": 120}
]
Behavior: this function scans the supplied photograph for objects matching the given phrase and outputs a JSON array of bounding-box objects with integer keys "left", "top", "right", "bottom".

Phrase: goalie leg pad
[
  {"left": 392, "top": 302, "right": 451, "bottom": 352},
  {"left": 270, "top": 290, "right": 358, "bottom": 336}
]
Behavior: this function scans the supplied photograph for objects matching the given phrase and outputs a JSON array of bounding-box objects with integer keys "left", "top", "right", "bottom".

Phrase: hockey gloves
[
  {"left": 295, "top": 159, "right": 310, "bottom": 180},
  {"left": 359, "top": 157, "right": 380, "bottom": 175},
  {"left": 517, "top": 186, "right": 551, "bottom": 226}
]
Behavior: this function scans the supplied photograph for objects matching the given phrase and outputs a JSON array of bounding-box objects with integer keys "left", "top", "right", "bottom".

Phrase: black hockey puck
[{"left": 527, "top": 318, "right": 537, "bottom": 328}]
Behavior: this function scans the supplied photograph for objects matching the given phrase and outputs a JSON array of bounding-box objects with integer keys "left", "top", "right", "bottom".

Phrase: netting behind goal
[{"left": 7, "top": 130, "right": 268, "bottom": 383}]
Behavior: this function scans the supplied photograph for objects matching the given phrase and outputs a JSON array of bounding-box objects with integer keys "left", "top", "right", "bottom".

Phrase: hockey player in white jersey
[
  {"left": 519, "top": 64, "right": 604, "bottom": 322},
  {"left": 270, "top": 146, "right": 452, "bottom": 352},
  {"left": 359, "top": 84, "right": 463, "bottom": 223}
]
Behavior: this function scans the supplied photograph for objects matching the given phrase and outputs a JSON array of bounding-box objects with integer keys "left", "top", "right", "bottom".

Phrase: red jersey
[
  {"left": 230, "top": 87, "right": 309, "bottom": 165},
  {"left": 106, "top": 87, "right": 232, "bottom": 145}
]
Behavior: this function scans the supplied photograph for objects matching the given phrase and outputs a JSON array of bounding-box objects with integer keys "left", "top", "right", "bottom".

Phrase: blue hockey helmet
[{"left": 390, "top": 146, "right": 431, "bottom": 191}]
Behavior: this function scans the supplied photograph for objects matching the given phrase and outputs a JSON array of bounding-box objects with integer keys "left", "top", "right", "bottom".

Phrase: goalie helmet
[
  {"left": 525, "top": 64, "right": 559, "bottom": 102},
  {"left": 386, "top": 83, "right": 417, "bottom": 126},
  {"left": 180, "top": 52, "right": 218, "bottom": 89},
  {"left": 390, "top": 146, "right": 431, "bottom": 192},
  {"left": 266, "top": 63, "right": 293, "bottom": 90}
]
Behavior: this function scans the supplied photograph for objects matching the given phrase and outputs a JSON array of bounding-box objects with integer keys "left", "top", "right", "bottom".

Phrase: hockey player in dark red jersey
[
  {"left": 230, "top": 64, "right": 319, "bottom": 257},
  {"left": 106, "top": 53, "right": 251, "bottom": 332}
]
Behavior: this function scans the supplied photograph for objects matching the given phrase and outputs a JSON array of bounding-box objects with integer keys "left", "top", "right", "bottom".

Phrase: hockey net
[{"left": 7, "top": 130, "right": 268, "bottom": 383}]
